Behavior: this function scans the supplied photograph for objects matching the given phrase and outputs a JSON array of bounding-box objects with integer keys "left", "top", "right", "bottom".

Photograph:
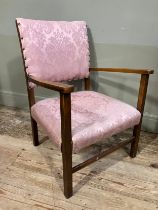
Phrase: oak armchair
[{"left": 16, "top": 18, "right": 153, "bottom": 198}]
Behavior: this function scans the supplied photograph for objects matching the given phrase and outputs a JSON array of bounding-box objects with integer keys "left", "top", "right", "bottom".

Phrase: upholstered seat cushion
[{"left": 31, "top": 91, "right": 141, "bottom": 152}]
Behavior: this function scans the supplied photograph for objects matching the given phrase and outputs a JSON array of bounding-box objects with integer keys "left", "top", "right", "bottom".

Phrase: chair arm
[
  {"left": 28, "top": 76, "right": 74, "bottom": 93},
  {"left": 89, "top": 67, "right": 154, "bottom": 75}
]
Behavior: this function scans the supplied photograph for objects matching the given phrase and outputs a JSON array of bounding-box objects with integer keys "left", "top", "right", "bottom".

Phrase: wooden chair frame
[{"left": 16, "top": 21, "right": 154, "bottom": 198}]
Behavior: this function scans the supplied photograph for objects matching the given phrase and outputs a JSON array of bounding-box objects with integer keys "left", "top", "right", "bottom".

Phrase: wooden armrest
[
  {"left": 89, "top": 67, "right": 154, "bottom": 75},
  {"left": 28, "top": 76, "right": 74, "bottom": 93}
]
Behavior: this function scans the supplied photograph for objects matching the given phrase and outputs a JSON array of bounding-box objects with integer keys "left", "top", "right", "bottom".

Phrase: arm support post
[
  {"left": 130, "top": 74, "right": 149, "bottom": 157},
  {"left": 60, "top": 92, "right": 73, "bottom": 198}
]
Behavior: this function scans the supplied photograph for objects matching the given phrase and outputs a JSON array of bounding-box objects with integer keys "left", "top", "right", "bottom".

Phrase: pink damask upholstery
[
  {"left": 16, "top": 18, "right": 89, "bottom": 86},
  {"left": 31, "top": 91, "right": 141, "bottom": 152}
]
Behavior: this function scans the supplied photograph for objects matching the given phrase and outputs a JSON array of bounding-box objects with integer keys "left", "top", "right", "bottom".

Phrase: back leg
[
  {"left": 31, "top": 117, "right": 39, "bottom": 146},
  {"left": 130, "top": 125, "right": 141, "bottom": 158}
]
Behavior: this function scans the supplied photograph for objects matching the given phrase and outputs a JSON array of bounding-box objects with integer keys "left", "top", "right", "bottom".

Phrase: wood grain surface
[{"left": 0, "top": 106, "right": 158, "bottom": 210}]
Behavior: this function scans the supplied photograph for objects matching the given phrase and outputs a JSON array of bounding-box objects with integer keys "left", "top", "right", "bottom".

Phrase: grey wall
[{"left": 0, "top": 0, "right": 157, "bottom": 132}]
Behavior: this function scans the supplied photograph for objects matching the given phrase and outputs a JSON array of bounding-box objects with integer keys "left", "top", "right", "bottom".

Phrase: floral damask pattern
[
  {"left": 16, "top": 18, "right": 90, "bottom": 84},
  {"left": 31, "top": 91, "right": 141, "bottom": 152}
]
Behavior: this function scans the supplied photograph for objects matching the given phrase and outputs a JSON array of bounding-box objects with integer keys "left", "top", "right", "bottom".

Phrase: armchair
[{"left": 16, "top": 18, "right": 153, "bottom": 198}]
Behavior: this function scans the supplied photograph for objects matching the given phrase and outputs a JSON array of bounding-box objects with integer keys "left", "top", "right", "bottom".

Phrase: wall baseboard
[
  {"left": 0, "top": 90, "right": 158, "bottom": 133},
  {"left": 142, "top": 113, "right": 158, "bottom": 133},
  {"left": 0, "top": 90, "right": 45, "bottom": 108},
  {"left": 0, "top": 90, "right": 28, "bottom": 108}
]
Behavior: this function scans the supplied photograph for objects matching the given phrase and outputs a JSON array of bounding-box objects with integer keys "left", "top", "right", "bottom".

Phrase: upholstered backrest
[{"left": 16, "top": 18, "right": 90, "bottom": 85}]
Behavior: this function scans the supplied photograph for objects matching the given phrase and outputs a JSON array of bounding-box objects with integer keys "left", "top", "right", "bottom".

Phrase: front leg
[
  {"left": 60, "top": 92, "right": 73, "bottom": 198},
  {"left": 130, "top": 74, "right": 149, "bottom": 157}
]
